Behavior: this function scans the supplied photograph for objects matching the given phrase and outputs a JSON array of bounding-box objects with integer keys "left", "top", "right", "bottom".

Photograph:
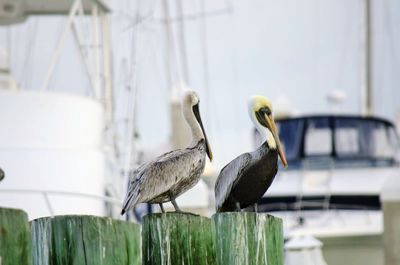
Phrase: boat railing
[
  {"left": 0, "top": 188, "right": 122, "bottom": 217},
  {"left": 261, "top": 201, "right": 380, "bottom": 212}
]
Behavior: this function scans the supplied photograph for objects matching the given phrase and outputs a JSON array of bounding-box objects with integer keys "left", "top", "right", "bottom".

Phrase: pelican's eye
[
  {"left": 260, "top": 107, "right": 271, "bottom": 116},
  {"left": 192, "top": 95, "right": 199, "bottom": 105},
  {"left": 255, "top": 108, "right": 269, "bottom": 127}
]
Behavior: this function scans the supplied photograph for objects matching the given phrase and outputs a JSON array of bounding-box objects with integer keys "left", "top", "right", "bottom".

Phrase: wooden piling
[
  {"left": 381, "top": 174, "right": 400, "bottom": 265},
  {"left": 0, "top": 207, "right": 32, "bottom": 265},
  {"left": 31, "top": 215, "right": 141, "bottom": 265},
  {"left": 213, "top": 212, "right": 284, "bottom": 265},
  {"left": 142, "top": 213, "right": 216, "bottom": 265}
]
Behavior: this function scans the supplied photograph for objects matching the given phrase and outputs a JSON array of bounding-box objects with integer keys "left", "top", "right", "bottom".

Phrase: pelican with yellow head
[
  {"left": 215, "top": 95, "right": 287, "bottom": 212},
  {"left": 0, "top": 167, "right": 4, "bottom": 182}
]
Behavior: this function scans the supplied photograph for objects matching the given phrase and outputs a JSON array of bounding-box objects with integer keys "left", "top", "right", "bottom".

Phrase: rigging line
[
  {"left": 115, "top": 58, "right": 128, "bottom": 111},
  {"left": 199, "top": 0, "right": 220, "bottom": 157},
  {"left": 312, "top": 1, "right": 318, "bottom": 101},
  {"left": 48, "top": 17, "right": 67, "bottom": 92},
  {"left": 162, "top": 0, "right": 183, "bottom": 89},
  {"left": 161, "top": 0, "right": 173, "bottom": 89},
  {"left": 198, "top": 0, "right": 229, "bottom": 161},
  {"left": 121, "top": 12, "right": 154, "bottom": 32},
  {"left": 71, "top": 23, "right": 95, "bottom": 97},
  {"left": 20, "top": 18, "right": 38, "bottom": 89},
  {"left": 9, "top": 24, "right": 16, "bottom": 81},
  {"left": 176, "top": 0, "right": 190, "bottom": 84},
  {"left": 383, "top": 1, "right": 399, "bottom": 114},
  {"left": 200, "top": 0, "right": 211, "bottom": 117},
  {"left": 122, "top": 0, "right": 143, "bottom": 193},
  {"left": 5, "top": 27, "right": 11, "bottom": 78},
  {"left": 228, "top": 1, "right": 241, "bottom": 124},
  {"left": 26, "top": 19, "right": 39, "bottom": 89},
  {"left": 334, "top": 3, "right": 354, "bottom": 90},
  {"left": 153, "top": 7, "right": 233, "bottom": 23},
  {"left": 76, "top": 0, "right": 93, "bottom": 96},
  {"left": 114, "top": 1, "right": 132, "bottom": 102},
  {"left": 315, "top": 3, "right": 327, "bottom": 100},
  {"left": 147, "top": 23, "right": 169, "bottom": 106},
  {"left": 363, "top": 0, "right": 373, "bottom": 115}
]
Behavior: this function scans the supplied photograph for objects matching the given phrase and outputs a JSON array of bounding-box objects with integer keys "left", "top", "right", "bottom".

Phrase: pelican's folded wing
[
  {"left": 138, "top": 144, "right": 204, "bottom": 202},
  {"left": 214, "top": 153, "right": 251, "bottom": 212}
]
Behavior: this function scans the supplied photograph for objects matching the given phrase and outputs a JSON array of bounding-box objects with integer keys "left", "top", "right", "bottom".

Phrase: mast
[{"left": 362, "top": 0, "right": 372, "bottom": 115}]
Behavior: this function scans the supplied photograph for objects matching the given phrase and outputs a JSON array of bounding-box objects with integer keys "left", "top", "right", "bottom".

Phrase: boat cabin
[{"left": 258, "top": 115, "right": 400, "bottom": 212}]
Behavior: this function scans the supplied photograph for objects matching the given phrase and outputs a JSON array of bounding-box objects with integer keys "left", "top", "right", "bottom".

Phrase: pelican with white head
[{"left": 121, "top": 90, "right": 212, "bottom": 214}]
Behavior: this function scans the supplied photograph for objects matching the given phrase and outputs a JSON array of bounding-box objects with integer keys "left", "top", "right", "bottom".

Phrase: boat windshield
[{"left": 276, "top": 116, "right": 400, "bottom": 168}]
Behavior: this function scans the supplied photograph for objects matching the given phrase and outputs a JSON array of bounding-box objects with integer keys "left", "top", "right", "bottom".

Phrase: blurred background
[{"left": 0, "top": 1, "right": 399, "bottom": 264}]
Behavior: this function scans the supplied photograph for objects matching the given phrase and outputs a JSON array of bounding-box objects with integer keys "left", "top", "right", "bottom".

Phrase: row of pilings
[{"left": 0, "top": 207, "right": 283, "bottom": 265}]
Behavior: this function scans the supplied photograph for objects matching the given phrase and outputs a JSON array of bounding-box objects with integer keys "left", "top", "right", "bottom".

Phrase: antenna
[{"left": 361, "top": 0, "right": 373, "bottom": 116}]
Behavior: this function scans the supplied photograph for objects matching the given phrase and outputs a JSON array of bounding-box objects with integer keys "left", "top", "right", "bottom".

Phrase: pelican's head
[
  {"left": 183, "top": 91, "right": 213, "bottom": 161},
  {"left": 248, "top": 96, "right": 288, "bottom": 168},
  {"left": 183, "top": 90, "right": 200, "bottom": 106}
]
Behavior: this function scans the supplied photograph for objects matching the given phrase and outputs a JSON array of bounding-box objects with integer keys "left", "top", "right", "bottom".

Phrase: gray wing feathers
[
  {"left": 139, "top": 149, "right": 200, "bottom": 201},
  {"left": 215, "top": 153, "right": 251, "bottom": 211},
  {"left": 122, "top": 147, "right": 202, "bottom": 211}
]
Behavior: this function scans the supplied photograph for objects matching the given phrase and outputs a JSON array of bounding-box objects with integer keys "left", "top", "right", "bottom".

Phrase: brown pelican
[
  {"left": 121, "top": 91, "right": 212, "bottom": 214},
  {"left": 215, "top": 96, "right": 287, "bottom": 212}
]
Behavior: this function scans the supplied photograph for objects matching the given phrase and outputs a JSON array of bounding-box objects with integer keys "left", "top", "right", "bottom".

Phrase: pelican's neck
[
  {"left": 255, "top": 122, "right": 276, "bottom": 149},
  {"left": 182, "top": 103, "right": 204, "bottom": 145}
]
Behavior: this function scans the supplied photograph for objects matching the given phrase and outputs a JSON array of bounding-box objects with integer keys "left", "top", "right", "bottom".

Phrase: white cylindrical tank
[{"left": 0, "top": 90, "right": 106, "bottom": 220}]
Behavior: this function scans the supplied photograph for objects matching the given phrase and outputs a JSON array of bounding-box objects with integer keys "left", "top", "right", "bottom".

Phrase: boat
[
  {"left": 258, "top": 114, "right": 400, "bottom": 265},
  {"left": 0, "top": 0, "right": 212, "bottom": 221},
  {"left": 0, "top": 0, "right": 122, "bottom": 220}
]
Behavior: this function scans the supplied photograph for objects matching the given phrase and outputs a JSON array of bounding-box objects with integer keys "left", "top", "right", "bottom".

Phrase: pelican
[
  {"left": 215, "top": 96, "right": 287, "bottom": 212},
  {"left": 0, "top": 168, "right": 4, "bottom": 182},
  {"left": 121, "top": 91, "right": 213, "bottom": 214}
]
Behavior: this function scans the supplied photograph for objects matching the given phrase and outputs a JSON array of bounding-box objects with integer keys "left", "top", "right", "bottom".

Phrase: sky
[
  {"left": 4, "top": 0, "right": 400, "bottom": 169},
  {"left": 111, "top": 0, "right": 400, "bottom": 169}
]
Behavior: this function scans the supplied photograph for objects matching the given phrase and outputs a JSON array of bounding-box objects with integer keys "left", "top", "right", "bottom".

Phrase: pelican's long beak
[
  {"left": 264, "top": 114, "right": 288, "bottom": 168},
  {"left": 193, "top": 103, "right": 213, "bottom": 161}
]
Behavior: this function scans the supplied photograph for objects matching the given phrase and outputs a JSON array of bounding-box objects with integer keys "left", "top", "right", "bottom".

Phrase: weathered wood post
[
  {"left": 142, "top": 213, "right": 216, "bottom": 265},
  {"left": 213, "top": 212, "right": 284, "bottom": 265},
  {"left": 381, "top": 175, "right": 400, "bottom": 265},
  {"left": 31, "top": 215, "right": 141, "bottom": 265},
  {"left": 0, "top": 207, "right": 32, "bottom": 265}
]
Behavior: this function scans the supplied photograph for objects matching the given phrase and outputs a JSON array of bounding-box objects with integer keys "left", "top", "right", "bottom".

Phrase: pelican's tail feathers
[{"left": 121, "top": 180, "right": 141, "bottom": 215}]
